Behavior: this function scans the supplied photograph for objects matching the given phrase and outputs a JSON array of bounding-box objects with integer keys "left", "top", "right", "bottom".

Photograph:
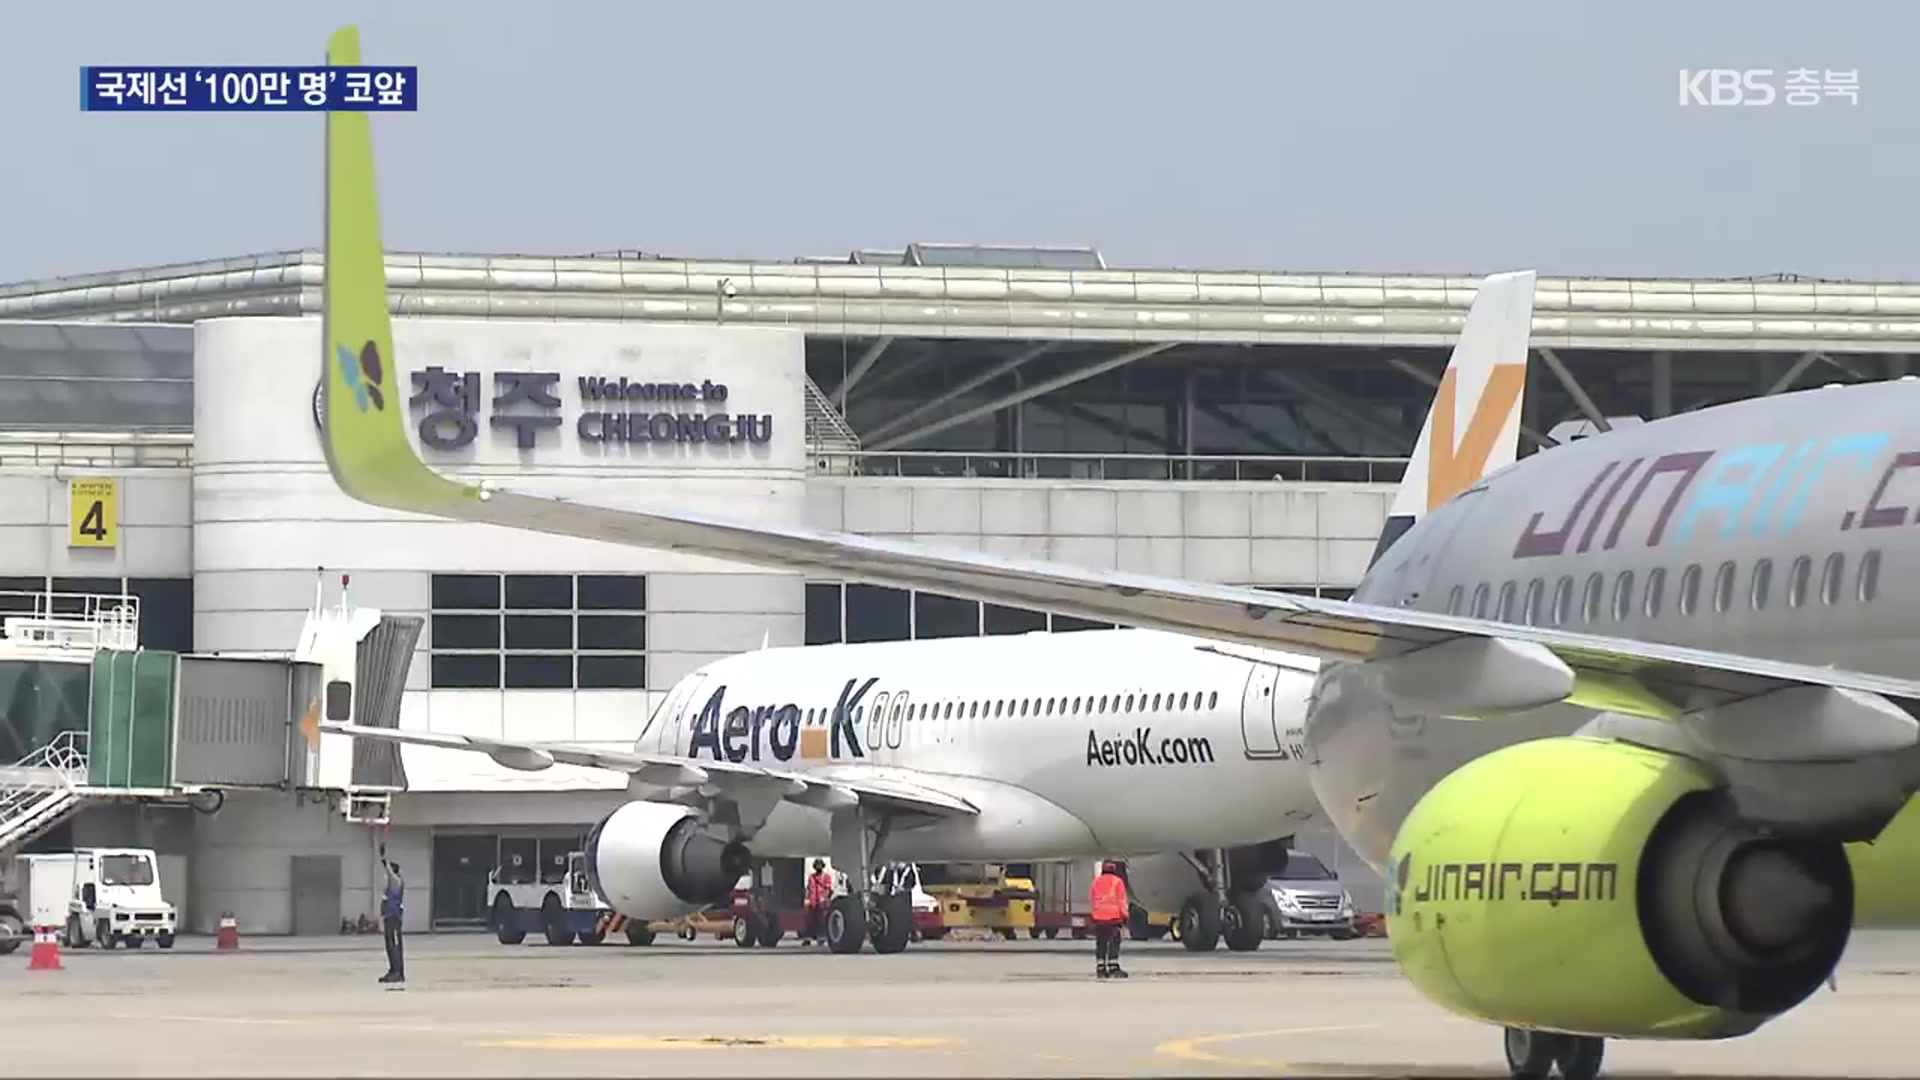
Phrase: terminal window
[
  {"left": 428, "top": 573, "right": 647, "bottom": 690},
  {"left": 0, "top": 575, "right": 192, "bottom": 653},
  {"left": 804, "top": 582, "right": 1113, "bottom": 645}
]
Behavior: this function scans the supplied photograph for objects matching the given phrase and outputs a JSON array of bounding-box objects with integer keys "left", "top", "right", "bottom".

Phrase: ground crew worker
[
  {"left": 1090, "top": 859, "right": 1130, "bottom": 979},
  {"left": 803, "top": 859, "right": 834, "bottom": 945},
  {"left": 378, "top": 847, "right": 406, "bottom": 985}
]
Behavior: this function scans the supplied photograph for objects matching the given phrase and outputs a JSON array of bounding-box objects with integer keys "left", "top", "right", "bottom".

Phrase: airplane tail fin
[
  {"left": 1367, "top": 270, "right": 1536, "bottom": 569},
  {"left": 320, "top": 27, "right": 479, "bottom": 519}
]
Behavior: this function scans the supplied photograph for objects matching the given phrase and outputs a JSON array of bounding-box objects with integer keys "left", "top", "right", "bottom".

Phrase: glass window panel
[
  {"left": 433, "top": 613, "right": 500, "bottom": 650},
  {"left": 578, "top": 614, "right": 646, "bottom": 652},
  {"left": 913, "top": 592, "right": 980, "bottom": 639},
  {"left": 505, "top": 653, "right": 572, "bottom": 689},
  {"left": 576, "top": 574, "right": 646, "bottom": 611},
  {"left": 505, "top": 614, "right": 572, "bottom": 651},
  {"left": 431, "top": 653, "right": 499, "bottom": 689},
  {"left": 431, "top": 574, "right": 500, "bottom": 610},
  {"left": 505, "top": 574, "right": 573, "bottom": 610},
  {"left": 845, "top": 584, "right": 910, "bottom": 643}
]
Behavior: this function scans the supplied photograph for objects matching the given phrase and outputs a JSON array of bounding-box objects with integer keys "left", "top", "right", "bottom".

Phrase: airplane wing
[
  {"left": 321, "top": 721, "right": 979, "bottom": 821},
  {"left": 314, "top": 33, "right": 1919, "bottom": 765}
]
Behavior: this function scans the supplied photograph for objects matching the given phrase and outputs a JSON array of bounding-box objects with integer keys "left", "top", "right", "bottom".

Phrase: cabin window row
[
  {"left": 1443, "top": 550, "right": 1883, "bottom": 627},
  {"left": 791, "top": 689, "right": 1224, "bottom": 729}
]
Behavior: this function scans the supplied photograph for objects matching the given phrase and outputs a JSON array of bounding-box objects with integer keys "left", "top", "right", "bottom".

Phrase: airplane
[
  {"left": 312, "top": 25, "right": 1920, "bottom": 1078},
  {"left": 307, "top": 27, "right": 1544, "bottom": 961}
]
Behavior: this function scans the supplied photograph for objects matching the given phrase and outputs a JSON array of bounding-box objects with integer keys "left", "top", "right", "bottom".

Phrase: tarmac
[{"left": 2, "top": 928, "right": 1918, "bottom": 1077}]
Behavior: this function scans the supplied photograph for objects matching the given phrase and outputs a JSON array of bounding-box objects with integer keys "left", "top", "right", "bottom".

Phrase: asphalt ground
[{"left": 1, "top": 927, "right": 1916, "bottom": 1077}]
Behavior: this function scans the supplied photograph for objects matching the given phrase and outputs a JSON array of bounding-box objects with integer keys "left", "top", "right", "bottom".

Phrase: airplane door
[{"left": 1239, "top": 666, "right": 1284, "bottom": 757}]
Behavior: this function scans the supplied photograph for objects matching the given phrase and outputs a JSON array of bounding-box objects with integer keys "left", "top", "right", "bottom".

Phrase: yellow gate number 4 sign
[{"left": 69, "top": 477, "right": 119, "bottom": 549}]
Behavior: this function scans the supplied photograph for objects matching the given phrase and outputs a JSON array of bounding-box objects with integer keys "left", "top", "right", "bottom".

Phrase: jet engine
[
  {"left": 1385, "top": 736, "right": 1851, "bottom": 1040},
  {"left": 582, "top": 800, "right": 754, "bottom": 920}
]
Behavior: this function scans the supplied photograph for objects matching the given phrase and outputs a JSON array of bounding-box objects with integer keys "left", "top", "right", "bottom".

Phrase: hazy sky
[{"left": 4, "top": 1, "right": 1914, "bottom": 283}]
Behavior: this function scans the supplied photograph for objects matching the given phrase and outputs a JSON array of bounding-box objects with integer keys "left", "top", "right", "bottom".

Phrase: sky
[{"left": 3, "top": 0, "right": 1915, "bottom": 283}]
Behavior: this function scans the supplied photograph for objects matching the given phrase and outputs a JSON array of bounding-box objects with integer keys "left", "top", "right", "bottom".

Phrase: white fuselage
[{"left": 633, "top": 628, "right": 1322, "bottom": 861}]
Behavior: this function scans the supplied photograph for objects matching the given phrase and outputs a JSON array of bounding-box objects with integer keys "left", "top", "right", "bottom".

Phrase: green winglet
[{"left": 321, "top": 26, "right": 478, "bottom": 518}]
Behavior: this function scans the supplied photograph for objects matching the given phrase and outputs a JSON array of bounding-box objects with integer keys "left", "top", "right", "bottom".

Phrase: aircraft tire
[
  {"left": 1554, "top": 1036, "right": 1604, "bottom": 1080},
  {"left": 491, "top": 895, "right": 526, "bottom": 945},
  {"left": 732, "top": 913, "right": 760, "bottom": 948},
  {"left": 577, "top": 929, "right": 605, "bottom": 947},
  {"left": 1501, "top": 1027, "right": 1558, "bottom": 1080},
  {"left": 870, "top": 893, "right": 913, "bottom": 955},
  {"left": 541, "top": 895, "right": 573, "bottom": 947},
  {"left": 756, "top": 914, "right": 784, "bottom": 948},
  {"left": 625, "top": 923, "right": 656, "bottom": 947},
  {"left": 1178, "top": 895, "right": 1222, "bottom": 952},
  {"left": 1222, "top": 892, "right": 1264, "bottom": 952},
  {"left": 826, "top": 895, "right": 866, "bottom": 954}
]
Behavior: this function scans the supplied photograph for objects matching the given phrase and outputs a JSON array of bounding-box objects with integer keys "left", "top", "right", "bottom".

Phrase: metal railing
[
  {"left": 802, "top": 377, "right": 862, "bottom": 456},
  {"left": 809, "top": 450, "right": 1407, "bottom": 484},
  {"left": 0, "top": 732, "right": 91, "bottom": 855},
  {"left": 0, "top": 590, "right": 141, "bottom": 653}
]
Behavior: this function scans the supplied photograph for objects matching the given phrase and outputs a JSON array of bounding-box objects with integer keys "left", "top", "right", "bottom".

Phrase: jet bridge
[{"left": 0, "top": 584, "right": 419, "bottom": 855}]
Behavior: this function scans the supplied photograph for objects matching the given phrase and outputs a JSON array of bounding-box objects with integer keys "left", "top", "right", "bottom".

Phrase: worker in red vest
[
  {"left": 1089, "top": 859, "right": 1131, "bottom": 979},
  {"left": 803, "top": 859, "right": 835, "bottom": 945}
]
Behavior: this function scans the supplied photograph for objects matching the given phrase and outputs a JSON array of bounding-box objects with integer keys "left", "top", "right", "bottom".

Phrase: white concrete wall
[
  {"left": 192, "top": 316, "right": 810, "bottom": 791},
  {"left": 0, "top": 470, "right": 191, "bottom": 578},
  {"left": 807, "top": 477, "right": 1396, "bottom": 587},
  {"left": 188, "top": 789, "right": 434, "bottom": 935}
]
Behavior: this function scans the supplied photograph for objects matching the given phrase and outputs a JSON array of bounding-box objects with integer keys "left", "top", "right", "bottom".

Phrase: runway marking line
[
  {"left": 114, "top": 1013, "right": 449, "bottom": 1035},
  {"left": 1155, "top": 1023, "right": 1379, "bottom": 1073},
  {"left": 477, "top": 1033, "right": 962, "bottom": 1052}
]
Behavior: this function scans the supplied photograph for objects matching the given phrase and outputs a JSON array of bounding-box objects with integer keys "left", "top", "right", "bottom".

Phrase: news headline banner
[{"left": 81, "top": 66, "right": 418, "bottom": 111}]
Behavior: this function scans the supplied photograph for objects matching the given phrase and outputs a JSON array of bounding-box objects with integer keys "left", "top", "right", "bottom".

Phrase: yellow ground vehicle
[{"left": 919, "top": 863, "right": 1037, "bottom": 939}]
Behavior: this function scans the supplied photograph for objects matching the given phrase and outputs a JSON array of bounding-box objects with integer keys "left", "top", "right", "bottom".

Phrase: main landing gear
[
  {"left": 821, "top": 805, "right": 914, "bottom": 956},
  {"left": 1502, "top": 1027, "right": 1604, "bottom": 1080},
  {"left": 1178, "top": 849, "right": 1267, "bottom": 953}
]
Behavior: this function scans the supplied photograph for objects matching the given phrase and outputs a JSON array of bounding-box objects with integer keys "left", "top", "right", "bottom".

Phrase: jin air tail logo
[
  {"left": 1386, "top": 852, "right": 1412, "bottom": 916},
  {"left": 335, "top": 340, "right": 388, "bottom": 412}
]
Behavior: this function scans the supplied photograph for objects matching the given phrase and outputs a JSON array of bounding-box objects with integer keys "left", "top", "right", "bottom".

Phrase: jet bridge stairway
[{"left": 0, "top": 733, "right": 89, "bottom": 856}]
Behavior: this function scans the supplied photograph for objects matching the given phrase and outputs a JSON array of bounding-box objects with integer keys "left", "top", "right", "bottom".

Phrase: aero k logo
[
  {"left": 1427, "top": 363, "right": 1527, "bottom": 511},
  {"left": 335, "top": 340, "right": 388, "bottom": 413}
]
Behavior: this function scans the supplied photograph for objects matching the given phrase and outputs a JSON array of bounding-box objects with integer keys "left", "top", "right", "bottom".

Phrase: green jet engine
[{"left": 1384, "top": 736, "right": 1852, "bottom": 1040}]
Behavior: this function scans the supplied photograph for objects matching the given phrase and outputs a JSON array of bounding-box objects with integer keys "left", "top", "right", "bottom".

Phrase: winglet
[
  {"left": 1369, "top": 270, "right": 1536, "bottom": 566},
  {"left": 321, "top": 26, "right": 478, "bottom": 518}
]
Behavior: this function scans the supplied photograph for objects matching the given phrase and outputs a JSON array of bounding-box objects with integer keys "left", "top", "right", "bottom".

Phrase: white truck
[
  {"left": 8, "top": 848, "right": 177, "bottom": 950},
  {"left": 489, "top": 850, "right": 651, "bottom": 947}
]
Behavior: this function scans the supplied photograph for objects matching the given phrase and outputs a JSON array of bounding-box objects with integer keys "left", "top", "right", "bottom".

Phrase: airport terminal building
[{"left": 3, "top": 244, "right": 1913, "bottom": 933}]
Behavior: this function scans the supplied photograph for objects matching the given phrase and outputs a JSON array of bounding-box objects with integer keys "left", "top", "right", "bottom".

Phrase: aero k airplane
[
  {"left": 315, "top": 27, "right": 1920, "bottom": 1077},
  {"left": 310, "top": 27, "right": 1502, "bottom": 960}
]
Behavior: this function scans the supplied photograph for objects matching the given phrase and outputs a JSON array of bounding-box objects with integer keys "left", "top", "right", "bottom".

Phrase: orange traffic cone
[
  {"left": 27, "top": 926, "right": 62, "bottom": 971},
  {"left": 216, "top": 913, "right": 239, "bottom": 951}
]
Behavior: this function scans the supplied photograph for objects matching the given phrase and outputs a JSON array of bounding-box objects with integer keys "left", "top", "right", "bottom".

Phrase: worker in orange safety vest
[
  {"left": 1089, "top": 859, "right": 1131, "bottom": 979},
  {"left": 803, "top": 859, "right": 835, "bottom": 946}
]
